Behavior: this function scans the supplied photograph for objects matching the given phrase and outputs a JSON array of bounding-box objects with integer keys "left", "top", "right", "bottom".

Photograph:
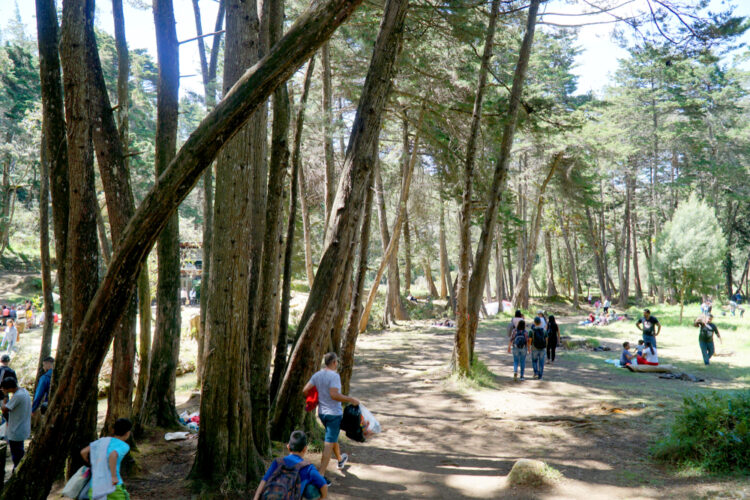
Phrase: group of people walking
[{"left": 506, "top": 310, "right": 560, "bottom": 381}]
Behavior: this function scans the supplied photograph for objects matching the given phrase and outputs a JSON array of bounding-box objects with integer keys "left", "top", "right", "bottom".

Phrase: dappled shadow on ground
[{"left": 328, "top": 318, "right": 750, "bottom": 499}]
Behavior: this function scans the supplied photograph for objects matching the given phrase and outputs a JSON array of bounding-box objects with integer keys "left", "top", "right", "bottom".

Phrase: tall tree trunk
[
  {"left": 439, "top": 199, "right": 456, "bottom": 315},
  {"left": 94, "top": 0, "right": 139, "bottom": 436},
  {"left": 465, "top": 0, "right": 542, "bottom": 357},
  {"left": 132, "top": 267, "right": 151, "bottom": 421},
  {"left": 269, "top": 56, "right": 316, "bottom": 402},
  {"left": 192, "top": 0, "right": 267, "bottom": 487},
  {"left": 585, "top": 206, "right": 607, "bottom": 297},
  {"left": 374, "top": 168, "right": 401, "bottom": 325},
  {"left": 511, "top": 154, "right": 561, "bottom": 309},
  {"left": 95, "top": 202, "right": 112, "bottom": 265},
  {"left": 250, "top": 0, "right": 290, "bottom": 457},
  {"left": 322, "top": 41, "right": 335, "bottom": 233},
  {"left": 358, "top": 104, "right": 424, "bottom": 332},
  {"left": 455, "top": 0, "right": 500, "bottom": 374},
  {"left": 619, "top": 176, "right": 631, "bottom": 308},
  {"left": 59, "top": 0, "right": 100, "bottom": 475},
  {"left": 558, "top": 207, "right": 579, "bottom": 309},
  {"left": 544, "top": 230, "right": 557, "bottom": 296},
  {"left": 271, "top": 0, "right": 409, "bottom": 442},
  {"left": 192, "top": 0, "right": 225, "bottom": 384},
  {"left": 506, "top": 246, "right": 514, "bottom": 294},
  {"left": 423, "top": 259, "right": 439, "bottom": 297},
  {"left": 299, "top": 145, "right": 316, "bottom": 289},
  {"left": 35, "top": 0, "right": 71, "bottom": 400},
  {"left": 340, "top": 171, "right": 374, "bottom": 395},
  {"left": 495, "top": 227, "right": 505, "bottom": 301},
  {"left": 138, "top": 0, "right": 182, "bottom": 431},
  {"left": 439, "top": 217, "right": 448, "bottom": 299},
  {"left": 1, "top": 1, "right": 363, "bottom": 496},
  {"left": 400, "top": 109, "right": 412, "bottom": 296},
  {"left": 34, "top": 0, "right": 59, "bottom": 393}
]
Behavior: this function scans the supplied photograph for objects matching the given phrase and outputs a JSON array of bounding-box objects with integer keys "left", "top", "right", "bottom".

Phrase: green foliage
[
  {"left": 652, "top": 391, "right": 750, "bottom": 473},
  {"left": 655, "top": 195, "right": 726, "bottom": 299}
]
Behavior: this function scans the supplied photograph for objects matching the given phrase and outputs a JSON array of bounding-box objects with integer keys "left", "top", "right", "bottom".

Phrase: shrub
[{"left": 652, "top": 391, "right": 750, "bottom": 473}]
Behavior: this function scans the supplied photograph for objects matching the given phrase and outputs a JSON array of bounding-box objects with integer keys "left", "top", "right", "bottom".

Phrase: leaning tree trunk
[
  {"left": 34, "top": 0, "right": 65, "bottom": 395},
  {"left": 250, "top": 0, "right": 290, "bottom": 457},
  {"left": 455, "top": 0, "right": 500, "bottom": 374},
  {"left": 191, "top": 0, "right": 267, "bottom": 487},
  {"left": 373, "top": 168, "right": 405, "bottom": 326},
  {"left": 0, "top": 1, "right": 364, "bottom": 496},
  {"left": 299, "top": 153, "right": 316, "bottom": 288},
  {"left": 59, "top": 0, "right": 101, "bottom": 476},
  {"left": 511, "top": 153, "right": 561, "bottom": 310},
  {"left": 269, "top": 56, "right": 316, "bottom": 402},
  {"left": 271, "top": 0, "right": 409, "bottom": 442},
  {"left": 465, "top": 0, "right": 542, "bottom": 358},
  {"left": 340, "top": 170, "right": 374, "bottom": 394},
  {"left": 495, "top": 228, "right": 505, "bottom": 301},
  {"left": 401, "top": 110, "right": 412, "bottom": 295},
  {"left": 138, "top": 0, "right": 182, "bottom": 431},
  {"left": 439, "top": 199, "right": 456, "bottom": 315},
  {"left": 423, "top": 259, "right": 439, "bottom": 297}
]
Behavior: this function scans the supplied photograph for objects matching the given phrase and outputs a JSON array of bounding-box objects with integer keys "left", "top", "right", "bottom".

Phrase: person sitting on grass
[
  {"left": 253, "top": 430, "right": 328, "bottom": 500},
  {"left": 635, "top": 339, "right": 645, "bottom": 356},
  {"left": 81, "top": 418, "right": 132, "bottom": 500},
  {"left": 636, "top": 342, "right": 658, "bottom": 365},
  {"left": 620, "top": 342, "right": 635, "bottom": 367}
]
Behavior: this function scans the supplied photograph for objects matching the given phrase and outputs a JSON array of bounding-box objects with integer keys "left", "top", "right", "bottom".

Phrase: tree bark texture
[
  {"left": 510, "top": 153, "right": 562, "bottom": 310},
  {"left": 455, "top": 0, "right": 499, "bottom": 375},
  {"left": 423, "top": 260, "right": 439, "bottom": 297},
  {"left": 322, "top": 41, "right": 336, "bottom": 233},
  {"left": 299, "top": 150, "right": 316, "bottom": 289},
  {"left": 34, "top": 0, "right": 60, "bottom": 394},
  {"left": 373, "top": 168, "right": 405, "bottom": 326},
  {"left": 401, "top": 110, "right": 412, "bottom": 295},
  {"left": 0, "top": 1, "right": 364, "bottom": 495},
  {"left": 250, "top": 0, "right": 290, "bottom": 457},
  {"left": 35, "top": 0, "right": 72, "bottom": 396},
  {"left": 465, "top": 0, "right": 541, "bottom": 357},
  {"left": 60, "top": 0, "right": 100, "bottom": 475},
  {"left": 495, "top": 229, "right": 505, "bottom": 301},
  {"left": 271, "top": 0, "right": 408, "bottom": 442},
  {"left": 95, "top": 203, "right": 112, "bottom": 265},
  {"left": 139, "top": 0, "right": 182, "bottom": 431},
  {"left": 269, "top": 56, "right": 316, "bottom": 402},
  {"left": 192, "top": 0, "right": 267, "bottom": 486},
  {"left": 439, "top": 199, "right": 455, "bottom": 315},
  {"left": 340, "top": 171, "right": 374, "bottom": 395},
  {"left": 132, "top": 267, "right": 151, "bottom": 422},
  {"left": 558, "top": 207, "right": 579, "bottom": 309}
]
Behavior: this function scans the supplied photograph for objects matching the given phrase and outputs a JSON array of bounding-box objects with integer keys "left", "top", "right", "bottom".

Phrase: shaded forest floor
[{"left": 109, "top": 304, "right": 749, "bottom": 500}]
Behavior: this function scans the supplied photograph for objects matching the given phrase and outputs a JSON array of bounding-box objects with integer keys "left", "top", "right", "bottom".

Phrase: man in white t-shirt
[{"left": 303, "top": 353, "right": 360, "bottom": 478}]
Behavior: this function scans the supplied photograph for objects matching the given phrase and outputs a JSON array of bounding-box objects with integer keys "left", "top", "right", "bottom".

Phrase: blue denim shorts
[{"left": 319, "top": 413, "right": 343, "bottom": 443}]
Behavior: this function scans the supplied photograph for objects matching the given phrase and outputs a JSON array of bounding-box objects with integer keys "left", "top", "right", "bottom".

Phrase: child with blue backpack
[
  {"left": 508, "top": 320, "right": 530, "bottom": 381},
  {"left": 529, "top": 317, "right": 548, "bottom": 379},
  {"left": 254, "top": 430, "right": 328, "bottom": 500}
]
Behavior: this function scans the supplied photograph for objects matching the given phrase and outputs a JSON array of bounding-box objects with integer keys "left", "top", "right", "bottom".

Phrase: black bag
[
  {"left": 342, "top": 404, "right": 365, "bottom": 442},
  {"left": 513, "top": 330, "right": 527, "bottom": 349},
  {"left": 531, "top": 327, "right": 546, "bottom": 349}
]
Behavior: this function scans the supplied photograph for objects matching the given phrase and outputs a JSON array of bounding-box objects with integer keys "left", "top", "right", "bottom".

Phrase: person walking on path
[
  {"left": 1, "top": 377, "right": 31, "bottom": 470},
  {"left": 303, "top": 352, "right": 360, "bottom": 478},
  {"left": 546, "top": 315, "right": 560, "bottom": 364},
  {"left": 1, "top": 319, "right": 18, "bottom": 352},
  {"left": 81, "top": 418, "right": 133, "bottom": 499},
  {"left": 530, "top": 317, "right": 547, "bottom": 379},
  {"left": 506, "top": 310, "right": 524, "bottom": 337},
  {"left": 694, "top": 314, "right": 722, "bottom": 365},
  {"left": 636, "top": 309, "right": 661, "bottom": 347},
  {"left": 508, "top": 320, "right": 529, "bottom": 381}
]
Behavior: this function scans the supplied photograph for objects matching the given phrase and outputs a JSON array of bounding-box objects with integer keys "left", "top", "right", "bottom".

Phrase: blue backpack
[
  {"left": 513, "top": 330, "right": 527, "bottom": 348},
  {"left": 260, "top": 458, "right": 309, "bottom": 500}
]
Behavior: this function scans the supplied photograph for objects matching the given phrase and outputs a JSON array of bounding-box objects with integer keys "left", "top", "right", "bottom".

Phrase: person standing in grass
[
  {"left": 694, "top": 314, "right": 721, "bottom": 365},
  {"left": 636, "top": 309, "right": 661, "bottom": 347},
  {"left": 1, "top": 319, "right": 17, "bottom": 352},
  {"left": 508, "top": 320, "right": 529, "bottom": 381}
]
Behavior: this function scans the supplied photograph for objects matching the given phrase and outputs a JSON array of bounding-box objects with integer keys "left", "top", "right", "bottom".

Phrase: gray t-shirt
[
  {"left": 309, "top": 369, "right": 342, "bottom": 416},
  {"left": 5, "top": 388, "right": 31, "bottom": 441}
]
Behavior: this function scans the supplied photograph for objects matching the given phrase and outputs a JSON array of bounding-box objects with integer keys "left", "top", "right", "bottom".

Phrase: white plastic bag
[
  {"left": 164, "top": 431, "right": 190, "bottom": 441},
  {"left": 358, "top": 404, "right": 381, "bottom": 434},
  {"left": 61, "top": 466, "right": 90, "bottom": 499},
  {"left": 0, "top": 422, "right": 6, "bottom": 439}
]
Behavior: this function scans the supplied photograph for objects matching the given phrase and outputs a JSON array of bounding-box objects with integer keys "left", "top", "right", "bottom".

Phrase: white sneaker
[{"left": 337, "top": 453, "right": 349, "bottom": 469}]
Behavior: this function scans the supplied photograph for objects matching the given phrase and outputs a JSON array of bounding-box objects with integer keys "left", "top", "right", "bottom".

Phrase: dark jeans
[
  {"left": 546, "top": 343, "right": 556, "bottom": 362},
  {"left": 9, "top": 440, "right": 24, "bottom": 468}
]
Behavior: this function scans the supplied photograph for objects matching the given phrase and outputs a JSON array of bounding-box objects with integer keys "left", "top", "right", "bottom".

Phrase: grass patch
[
  {"left": 652, "top": 391, "right": 750, "bottom": 474},
  {"left": 450, "top": 357, "right": 499, "bottom": 391}
]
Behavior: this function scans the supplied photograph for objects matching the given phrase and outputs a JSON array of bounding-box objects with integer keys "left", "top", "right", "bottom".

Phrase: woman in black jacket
[{"left": 546, "top": 315, "right": 561, "bottom": 364}]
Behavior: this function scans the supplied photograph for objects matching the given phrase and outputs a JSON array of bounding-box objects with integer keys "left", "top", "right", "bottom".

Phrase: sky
[{"left": 0, "top": 0, "right": 748, "bottom": 97}]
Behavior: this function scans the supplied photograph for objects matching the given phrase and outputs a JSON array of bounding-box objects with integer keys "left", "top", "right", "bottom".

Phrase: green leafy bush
[{"left": 652, "top": 391, "right": 750, "bottom": 473}]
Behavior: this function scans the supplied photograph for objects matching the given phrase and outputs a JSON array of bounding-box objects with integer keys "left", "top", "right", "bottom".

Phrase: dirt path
[{"left": 324, "top": 319, "right": 749, "bottom": 499}]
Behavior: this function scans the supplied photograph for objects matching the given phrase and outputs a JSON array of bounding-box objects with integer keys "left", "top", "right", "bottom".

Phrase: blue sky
[{"left": 1, "top": 0, "right": 748, "bottom": 97}]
